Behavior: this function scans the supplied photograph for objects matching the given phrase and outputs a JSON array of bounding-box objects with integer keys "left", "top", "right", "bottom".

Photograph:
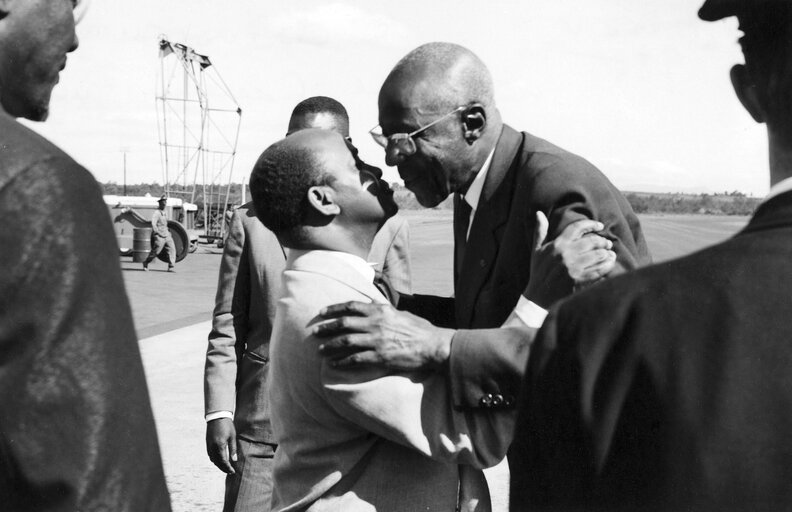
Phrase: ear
[
  {"left": 462, "top": 104, "right": 487, "bottom": 144},
  {"left": 730, "top": 64, "right": 766, "bottom": 123},
  {"left": 306, "top": 185, "right": 341, "bottom": 217}
]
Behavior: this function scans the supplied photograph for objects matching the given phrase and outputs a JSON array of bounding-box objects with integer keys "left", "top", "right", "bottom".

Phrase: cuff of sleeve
[
  {"left": 502, "top": 296, "right": 548, "bottom": 329},
  {"left": 205, "top": 411, "right": 233, "bottom": 422}
]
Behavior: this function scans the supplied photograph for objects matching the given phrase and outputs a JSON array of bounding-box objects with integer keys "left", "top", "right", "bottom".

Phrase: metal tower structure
[{"left": 155, "top": 36, "right": 242, "bottom": 241}]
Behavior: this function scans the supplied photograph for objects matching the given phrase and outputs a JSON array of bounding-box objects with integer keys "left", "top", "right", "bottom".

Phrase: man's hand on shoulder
[
  {"left": 315, "top": 302, "right": 455, "bottom": 371},
  {"left": 526, "top": 212, "right": 617, "bottom": 308},
  {"left": 206, "top": 417, "right": 237, "bottom": 474}
]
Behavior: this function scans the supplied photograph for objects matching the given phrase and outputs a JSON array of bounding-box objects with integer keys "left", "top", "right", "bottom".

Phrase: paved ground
[{"left": 130, "top": 211, "right": 749, "bottom": 511}]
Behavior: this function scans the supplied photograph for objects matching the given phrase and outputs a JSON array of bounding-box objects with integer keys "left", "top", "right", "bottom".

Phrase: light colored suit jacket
[
  {"left": 270, "top": 250, "right": 512, "bottom": 512},
  {"left": 368, "top": 214, "right": 412, "bottom": 295},
  {"left": 204, "top": 202, "right": 286, "bottom": 442}
]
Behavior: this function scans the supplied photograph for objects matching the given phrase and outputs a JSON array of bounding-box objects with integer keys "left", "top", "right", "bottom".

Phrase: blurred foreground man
[
  {"left": 0, "top": 1, "right": 170, "bottom": 510},
  {"left": 509, "top": 1, "right": 792, "bottom": 510},
  {"left": 252, "top": 129, "right": 514, "bottom": 511}
]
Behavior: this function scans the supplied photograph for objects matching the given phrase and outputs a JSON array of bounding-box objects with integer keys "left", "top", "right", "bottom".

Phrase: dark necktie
[{"left": 454, "top": 194, "right": 472, "bottom": 280}]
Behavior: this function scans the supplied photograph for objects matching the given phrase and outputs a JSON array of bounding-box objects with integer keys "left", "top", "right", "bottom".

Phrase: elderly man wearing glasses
[{"left": 315, "top": 41, "right": 650, "bottom": 457}]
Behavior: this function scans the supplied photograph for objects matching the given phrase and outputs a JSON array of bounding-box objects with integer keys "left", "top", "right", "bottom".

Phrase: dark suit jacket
[
  {"left": 403, "top": 124, "right": 650, "bottom": 409},
  {"left": 509, "top": 190, "right": 792, "bottom": 511},
  {"left": 0, "top": 112, "right": 170, "bottom": 511},
  {"left": 205, "top": 202, "right": 286, "bottom": 444}
]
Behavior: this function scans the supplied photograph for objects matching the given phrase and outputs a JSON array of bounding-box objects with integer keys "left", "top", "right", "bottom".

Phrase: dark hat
[
  {"left": 699, "top": 0, "right": 791, "bottom": 21},
  {"left": 157, "top": 194, "right": 167, "bottom": 202}
]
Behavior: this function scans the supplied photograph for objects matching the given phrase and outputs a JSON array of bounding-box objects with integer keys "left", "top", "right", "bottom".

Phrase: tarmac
[{"left": 125, "top": 211, "right": 747, "bottom": 511}]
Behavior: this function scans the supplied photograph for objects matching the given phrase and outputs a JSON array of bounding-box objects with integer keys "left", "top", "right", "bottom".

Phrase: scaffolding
[{"left": 155, "top": 36, "right": 242, "bottom": 241}]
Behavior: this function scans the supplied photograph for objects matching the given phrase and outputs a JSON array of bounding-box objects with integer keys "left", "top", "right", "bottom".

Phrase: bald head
[
  {"left": 380, "top": 42, "right": 495, "bottom": 112},
  {"left": 287, "top": 96, "right": 350, "bottom": 137}
]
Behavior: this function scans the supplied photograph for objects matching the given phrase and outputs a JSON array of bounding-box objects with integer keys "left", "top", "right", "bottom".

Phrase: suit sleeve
[
  {"left": 204, "top": 209, "right": 248, "bottom": 416},
  {"left": 320, "top": 345, "right": 514, "bottom": 469},
  {"left": 0, "top": 159, "right": 171, "bottom": 510},
  {"left": 536, "top": 157, "right": 651, "bottom": 277},
  {"left": 379, "top": 215, "right": 413, "bottom": 295}
]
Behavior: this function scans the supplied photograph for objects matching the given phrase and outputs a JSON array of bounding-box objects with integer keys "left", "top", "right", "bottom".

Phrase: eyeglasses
[{"left": 369, "top": 106, "right": 465, "bottom": 156}]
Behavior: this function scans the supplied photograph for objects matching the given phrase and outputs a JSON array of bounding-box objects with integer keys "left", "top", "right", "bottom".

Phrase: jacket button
[
  {"left": 479, "top": 394, "right": 493, "bottom": 407},
  {"left": 479, "top": 259, "right": 486, "bottom": 268},
  {"left": 491, "top": 394, "right": 504, "bottom": 406},
  {"left": 503, "top": 395, "right": 515, "bottom": 407}
]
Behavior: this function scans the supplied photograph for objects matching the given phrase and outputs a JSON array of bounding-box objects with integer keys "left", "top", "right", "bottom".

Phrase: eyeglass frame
[{"left": 369, "top": 105, "right": 467, "bottom": 155}]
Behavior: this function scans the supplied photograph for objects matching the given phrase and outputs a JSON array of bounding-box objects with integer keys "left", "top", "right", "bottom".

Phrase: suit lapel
[{"left": 455, "top": 125, "right": 524, "bottom": 328}]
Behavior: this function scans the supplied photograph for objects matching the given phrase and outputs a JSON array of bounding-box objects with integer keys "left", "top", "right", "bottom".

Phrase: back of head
[
  {"left": 249, "top": 130, "right": 332, "bottom": 244},
  {"left": 701, "top": 0, "right": 792, "bottom": 142},
  {"left": 287, "top": 96, "right": 350, "bottom": 137},
  {"left": 380, "top": 42, "right": 495, "bottom": 112}
]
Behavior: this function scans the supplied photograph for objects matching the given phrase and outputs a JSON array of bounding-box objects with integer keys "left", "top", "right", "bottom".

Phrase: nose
[
  {"left": 385, "top": 144, "right": 405, "bottom": 167},
  {"left": 70, "top": 32, "right": 79, "bottom": 53}
]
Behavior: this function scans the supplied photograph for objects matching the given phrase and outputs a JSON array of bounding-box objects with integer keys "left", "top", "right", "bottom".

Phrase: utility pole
[{"left": 123, "top": 151, "right": 127, "bottom": 196}]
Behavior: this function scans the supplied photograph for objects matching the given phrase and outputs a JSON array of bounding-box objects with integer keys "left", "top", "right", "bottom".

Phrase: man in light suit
[
  {"left": 251, "top": 128, "right": 515, "bottom": 511},
  {"left": 204, "top": 96, "right": 411, "bottom": 511},
  {"left": 509, "top": 1, "right": 792, "bottom": 510},
  {"left": 316, "top": 43, "right": 649, "bottom": 413}
]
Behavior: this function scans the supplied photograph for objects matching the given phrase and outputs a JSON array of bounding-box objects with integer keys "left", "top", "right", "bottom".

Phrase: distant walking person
[
  {"left": 509, "top": 1, "right": 792, "bottom": 510},
  {"left": 144, "top": 194, "right": 177, "bottom": 272},
  {"left": 0, "top": 0, "right": 171, "bottom": 510}
]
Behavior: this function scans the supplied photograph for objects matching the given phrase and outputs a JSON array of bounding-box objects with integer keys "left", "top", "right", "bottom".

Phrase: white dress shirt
[{"left": 763, "top": 176, "right": 792, "bottom": 204}]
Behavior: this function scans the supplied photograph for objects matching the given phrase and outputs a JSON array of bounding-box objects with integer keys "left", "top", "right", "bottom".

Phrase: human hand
[
  {"left": 206, "top": 417, "right": 237, "bottom": 474},
  {"left": 525, "top": 212, "right": 616, "bottom": 307},
  {"left": 315, "top": 301, "right": 455, "bottom": 371}
]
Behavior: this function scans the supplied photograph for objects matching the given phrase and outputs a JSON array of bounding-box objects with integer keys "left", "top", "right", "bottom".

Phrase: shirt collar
[
  {"left": 288, "top": 249, "right": 375, "bottom": 284},
  {"left": 464, "top": 148, "right": 496, "bottom": 211},
  {"left": 763, "top": 176, "right": 792, "bottom": 204}
]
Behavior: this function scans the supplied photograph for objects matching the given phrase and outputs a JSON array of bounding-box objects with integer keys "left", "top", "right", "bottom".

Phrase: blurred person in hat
[
  {"left": 143, "top": 194, "right": 177, "bottom": 272},
  {"left": 509, "top": 1, "right": 792, "bottom": 510},
  {"left": 0, "top": 0, "right": 171, "bottom": 510}
]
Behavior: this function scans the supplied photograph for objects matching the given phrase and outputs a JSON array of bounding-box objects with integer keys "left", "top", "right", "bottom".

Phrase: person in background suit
[
  {"left": 252, "top": 128, "right": 516, "bottom": 511},
  {"left": 0, "top": 1, "right": 171, "bottom": 510},
  {"left": 316, "top": 42, "right": 648, "bottom": 419},
  {"left": 204, "top": 95, "right": 410, "bottom": 511},
  {"left": 509, "top": 2, "right": 792, "bottom": 510}
]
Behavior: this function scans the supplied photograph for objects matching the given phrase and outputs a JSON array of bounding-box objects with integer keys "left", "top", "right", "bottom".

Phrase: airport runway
[{"left": 128, "top": 211, "right": 748, "bottom": 511}]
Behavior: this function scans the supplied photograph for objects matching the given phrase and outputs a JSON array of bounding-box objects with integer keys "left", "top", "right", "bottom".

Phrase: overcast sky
[{"left": 26, "top": 0, "right": 769, "bottom": 195}]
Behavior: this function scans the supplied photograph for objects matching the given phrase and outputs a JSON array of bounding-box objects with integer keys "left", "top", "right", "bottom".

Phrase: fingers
[
  {"left": 319, "top": 301, "right": 379, "bottom": 319},
  {"left": 558, "top": 218, "right": 606, "bottom": 242},
  {"left": 533, "top": 211, "right": 549, "bottom": 250},
  {"left": 207, "top": 440, "right": 235, "bottom": 474},
  {"left": 326, "top": 350, "right": 384, "bottom": 368},
  {"left": 229, "top": 438, "right": 238, "bottom": 464},
  {"left": 313, "top": 314, "right": 379, "bottom": 337},
  {"left": 573, "top": 249, "right": 617, "bottom": 283},
  {"left": 318, "top": 333, "right": 376, "bottom": 356}
]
